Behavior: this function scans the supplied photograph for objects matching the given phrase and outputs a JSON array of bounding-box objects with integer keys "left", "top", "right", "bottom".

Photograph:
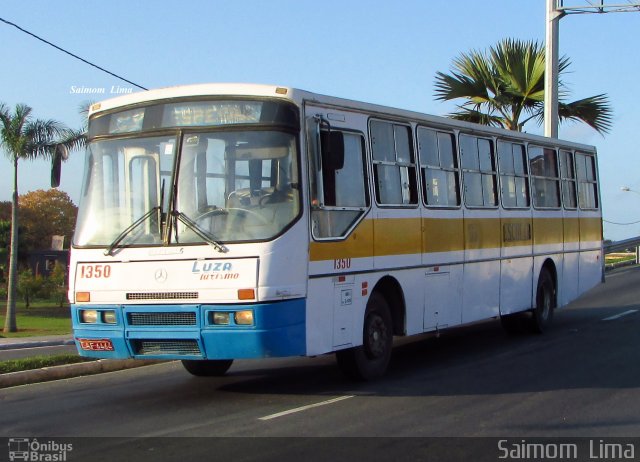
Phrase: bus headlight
[
  {"left": 234, "top": 310, "right": 254, "bottom": 325},
  {"left": 102, "top": 310, "right": 117, "bottom": 324},
  {"left": 80, "top": 310, "right": 98, "bottom": 324},
  {"left": 212, "top": 312, "right": 230, "bottom": 325}
]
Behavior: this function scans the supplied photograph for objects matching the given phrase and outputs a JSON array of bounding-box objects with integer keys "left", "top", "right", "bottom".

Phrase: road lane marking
[
  {"left": 258, "top": 395, "right": 355, "bottom": 421},
  {"left": 602, "top": 309, "right": 638, "bottom": 321}
]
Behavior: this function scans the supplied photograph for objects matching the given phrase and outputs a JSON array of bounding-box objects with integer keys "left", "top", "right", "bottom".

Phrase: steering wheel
[{"left": 195, "top": 206, "right": 271, "bottom": 228}]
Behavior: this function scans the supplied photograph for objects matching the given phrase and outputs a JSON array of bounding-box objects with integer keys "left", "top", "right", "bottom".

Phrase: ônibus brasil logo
[{"left": 8, "top": 438, "right": 73, "bottom": 461}]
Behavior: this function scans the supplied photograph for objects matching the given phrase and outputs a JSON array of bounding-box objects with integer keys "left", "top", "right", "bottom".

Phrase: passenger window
[
  {"left": 529, "top": 146, "right": 560, "bottom": 208},
  {"left": 559, "top": 150, "right": 577, "bottom": 209},
  {"left": 498, "top": 141, "right": 529, "bottom": 208},
  {"left": 370, "top": 120, "right": 417, "bottom": 205},
  {"left": 460, "top": 134, "right": 497, "bottom": 207},
  {"left": 576, "top": 152, "right": 598, "bottom": 209},
  {"left": 417, "top": 127, "right": 460, "bottom": 207}
]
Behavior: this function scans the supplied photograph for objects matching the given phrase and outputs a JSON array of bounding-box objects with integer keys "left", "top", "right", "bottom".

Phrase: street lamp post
[
  {"left": 620, "top": 186, "right": 640, "bottom": 263},
  {"left": 544, "top": 1, "right": 640, "bottom": 139},
  {"left": 544, "top": 0, "right": 562, "bottom": 138}
]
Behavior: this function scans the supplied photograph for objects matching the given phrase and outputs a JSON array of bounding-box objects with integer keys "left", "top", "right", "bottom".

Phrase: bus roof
[{"left": 88, "top": 82, "right": 597, "bottom": 153}]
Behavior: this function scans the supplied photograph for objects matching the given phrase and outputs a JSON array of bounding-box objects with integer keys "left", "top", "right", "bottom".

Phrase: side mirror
[{"left": 51, "top": 144, "right": 69, "bottom": 188}]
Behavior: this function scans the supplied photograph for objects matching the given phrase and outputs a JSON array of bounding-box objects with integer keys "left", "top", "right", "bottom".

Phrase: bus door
[{"left": 305, "top": 106, "right": 372, "bottom": 350}]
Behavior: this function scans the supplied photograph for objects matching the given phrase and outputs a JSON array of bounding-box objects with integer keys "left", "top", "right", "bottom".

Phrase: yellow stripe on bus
[{"left": 309, "top": 216, "right": 602, "bottom": 261}]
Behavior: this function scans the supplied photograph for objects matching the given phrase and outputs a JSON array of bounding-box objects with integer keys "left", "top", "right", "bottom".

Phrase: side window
[
  {"left": 460, "top": 134, "right": 497, "bottom": 207},
  {"left": 529, "top": 146, "right": 560, "bottom": 208},
  {"left": 498, "top": 141, "right": 529, "bottom": 208},
  {"left": 321, "top": 131, "right": 368, "bottom": 208},
  {"left": 417, "top": 127, "right": 460, "bottom": 207},
  {"left": 559, "top": 150, "right": 577, "bottom": 209},
  {"left": 370, "top": 120, "right": 417, "bottom": 205},
  {"left": 307, "top": 119, "right": 369, "bottom": 239},
  {"left": 576, "top": 152, "right": 599, "bottom": 209}
]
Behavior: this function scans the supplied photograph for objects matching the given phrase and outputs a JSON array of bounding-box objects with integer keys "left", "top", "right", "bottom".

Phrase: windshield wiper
[
  {"left": 104, "top": 207, "right": 160, "bottom": 256},
  {"left": 172, "top": 211, "right": 227, "bottom": 253}
]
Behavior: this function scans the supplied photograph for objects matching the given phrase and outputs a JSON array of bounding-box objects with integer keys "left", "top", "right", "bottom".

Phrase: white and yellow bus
[{"left": 69, "top": 83, "right": 602, "bottom": 380}]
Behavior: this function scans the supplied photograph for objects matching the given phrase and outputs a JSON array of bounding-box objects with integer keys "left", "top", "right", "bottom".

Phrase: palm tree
[
  {"left": 434, "top": 38, "right": 612, "bottom": 134},
  {"left": 0, "top": 103, "right": 84, "bottom": 333}
]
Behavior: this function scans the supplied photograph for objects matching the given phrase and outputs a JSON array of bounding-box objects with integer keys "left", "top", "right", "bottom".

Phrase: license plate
[{"left": 78, "top": 338, "right": 114, "bottom": 351}]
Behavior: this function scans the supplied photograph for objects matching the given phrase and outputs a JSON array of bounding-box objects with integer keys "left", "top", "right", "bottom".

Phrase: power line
[
  {"left": 0, "top": 16, "right": 148, "bottom": 91},
  {"left": 604, "top": 219, "right": 640, "bottom": 225}
]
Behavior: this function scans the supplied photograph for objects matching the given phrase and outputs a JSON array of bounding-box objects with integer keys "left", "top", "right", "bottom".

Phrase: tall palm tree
[
  {"left": 0, "top": 103, "right": 84, "bottom": 333},
  {"left": 434, "top": 38, "right": 612, "bottom": 134}
]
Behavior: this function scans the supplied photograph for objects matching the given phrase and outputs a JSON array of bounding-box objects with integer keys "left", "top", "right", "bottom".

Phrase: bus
[{"left": 68, "top": 83, "right": 603, "bottom": 380}]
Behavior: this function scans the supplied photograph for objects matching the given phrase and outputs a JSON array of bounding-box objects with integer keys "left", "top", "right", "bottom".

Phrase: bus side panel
[
  {"left": 422, "top": 212, "right": 464, "bottom": 329},
  {"left": 424, "top": 264, "right": 463, "bottom": 329},
  {"left": 500, "top": 211, "right": 533, "bottom": 315},
  {"left": 561, "top": 212, "right": 580, "bottom": 306},
  {"left": 579, "top": 213, "right": 603, "bottom": 295},
  {"left": 462, "top": 213, "right": 500, "bottom": 324},
  {"left": 500, "top": 256, "right": 533, "bottom": 315}
]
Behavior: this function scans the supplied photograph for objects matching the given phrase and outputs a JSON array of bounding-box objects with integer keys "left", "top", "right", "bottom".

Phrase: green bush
[{"left": 13, "top": 265, "right": 69, "bottom": 307}]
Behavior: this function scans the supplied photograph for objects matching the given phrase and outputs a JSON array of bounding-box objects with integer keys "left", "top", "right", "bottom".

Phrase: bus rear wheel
[
  {"left": 181, "top": 359, "right": 234, "bottom": 377},
  {"left": 529, "top": 269, "right": 555, "bottom": 333},
  {"left": 336, "top": 293, "right": 393, "bottom": 381}
]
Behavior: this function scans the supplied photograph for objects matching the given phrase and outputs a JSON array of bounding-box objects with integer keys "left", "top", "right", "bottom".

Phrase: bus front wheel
[
  {"left": 181, "top": 359, "right": 234, "bottom": 377},
  {"left": 336, "top": 293, "right": 393, "bottom": 381}
]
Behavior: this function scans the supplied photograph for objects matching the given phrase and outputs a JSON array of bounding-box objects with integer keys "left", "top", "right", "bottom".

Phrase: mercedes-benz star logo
[{"left": 154, "top": 268, "right": 168, "bottom": 283}]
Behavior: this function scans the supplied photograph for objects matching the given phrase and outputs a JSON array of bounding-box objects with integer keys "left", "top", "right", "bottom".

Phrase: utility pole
[
  {"left": 544, "top": 0, "right": 640, "bottom": 138},
  {"left": 544, "top": 0, "right": 563, "bottom": 138}
]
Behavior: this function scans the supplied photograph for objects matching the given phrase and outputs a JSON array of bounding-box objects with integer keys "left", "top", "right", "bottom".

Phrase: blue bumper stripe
[{"left": 71, "top": 299, "right": 306, "bottom": 360}]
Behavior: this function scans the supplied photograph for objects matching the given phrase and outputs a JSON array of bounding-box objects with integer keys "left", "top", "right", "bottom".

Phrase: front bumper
[{"left": 71, "top": 299, "right": 306, "bottom": 360}]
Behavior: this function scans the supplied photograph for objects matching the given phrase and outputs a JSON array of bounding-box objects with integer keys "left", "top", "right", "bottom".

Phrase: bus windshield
[{"left": 74, "top": 129, "right": 300, "bottom": 247}]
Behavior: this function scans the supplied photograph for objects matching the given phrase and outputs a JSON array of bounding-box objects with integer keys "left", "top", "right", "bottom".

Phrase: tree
[
  {"left": 48, "top": 262, "right": 68, "bottom": 308},
  {"left": 0, "top": 219, "right": 8, "bottom": 284},
  {"left": 434, "top": 38, "right": 612, "bottom": 134},
  {"left": 19, "top": 189, "right": 78, "bottom": 252},
  {"left": 0, "top": 201, "right": 10, "bottom": 221},
  {"left": 0, "top": 103, "right": 84, "bottom": 333},
  {"left": 17, "top": 269, "right": 41, "bottom": 309}
]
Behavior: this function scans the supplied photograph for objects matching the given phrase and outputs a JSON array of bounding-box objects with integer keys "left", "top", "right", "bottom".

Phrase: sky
[{"left": 1, "top": 0, "right": 639, "bottom": 241}]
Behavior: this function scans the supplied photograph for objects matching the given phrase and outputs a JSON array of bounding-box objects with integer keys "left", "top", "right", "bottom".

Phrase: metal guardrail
[
  {"left": 604, "top": 236, "right": 640, "bottom": 271},
  {"left": 603, "top": 236, "right": 640, "bottom": 253}
]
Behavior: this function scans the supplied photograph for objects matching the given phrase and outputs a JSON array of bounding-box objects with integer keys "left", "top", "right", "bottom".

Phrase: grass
[
  {"left": 0, "top": 354, "right": 95, "bottom": 374},
  {"left": 0, "top": 301, "right": 72, "bottom": 338},
  {"left": 605, "top": 253, "right": 636, "bottom": 265}
]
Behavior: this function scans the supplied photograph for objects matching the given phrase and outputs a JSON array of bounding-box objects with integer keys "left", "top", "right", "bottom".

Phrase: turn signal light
[
  {"left": 76, "top": 292, "right": 91, "bottom": 302},
  {"left": 237, "top": 289, "right": 255, "bottom": 300}
]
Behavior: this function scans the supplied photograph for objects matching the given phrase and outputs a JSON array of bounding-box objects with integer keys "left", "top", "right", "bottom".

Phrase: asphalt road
[{"left": 2, "top": 267, "right": 640, "bottom": 461}]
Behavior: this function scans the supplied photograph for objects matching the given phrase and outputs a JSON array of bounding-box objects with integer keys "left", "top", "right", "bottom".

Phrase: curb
[{"left": 0, "top": 359, "right": 166, "bottom": 388}]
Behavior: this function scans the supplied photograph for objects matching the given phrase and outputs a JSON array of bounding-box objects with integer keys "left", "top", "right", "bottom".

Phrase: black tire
[
  {"left": 181, "top": 359, "right": 233, "bottom": 377},
  {"left": 529, "top": 269, "right": 555, "bottom": 333},
  {"left": 336, "top": 293, "right": 393, "bottom": 381}
]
